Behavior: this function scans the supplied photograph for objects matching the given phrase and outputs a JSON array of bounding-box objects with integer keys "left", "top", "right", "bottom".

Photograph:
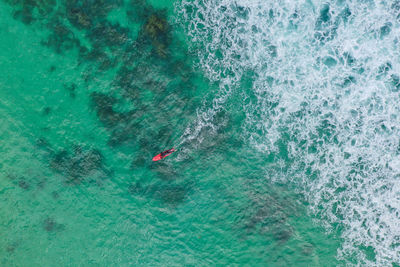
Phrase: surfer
[
  {"left": 153, "top": 148, "right": 176, "bottom": 161},
  {"left": 161, "top": 148, "right": 175, "bottom": 158}
]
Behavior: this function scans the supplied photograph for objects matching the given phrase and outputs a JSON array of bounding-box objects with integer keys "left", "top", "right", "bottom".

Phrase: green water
[{"left": 0, "top": 0, "right": 342, "bottom": 266}]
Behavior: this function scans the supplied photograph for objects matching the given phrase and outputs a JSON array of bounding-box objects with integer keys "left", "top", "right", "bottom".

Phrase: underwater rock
[
  {"left": 5, "top": 244, "right": 15, "bottom": 253},
  {"left": 50, "top": 150, "right": 71, "bottom": 172},
  {"left": 142, "top": 12, "right": 171, "bottom": 57},
  {"left": 12, "top": 7, "right": 35, "bottom": 25},
  {"left": 115, "top": 65, "right": 142, "bottom": 100},
  {"left": 98, "top": 56, "right": 116, "bottom": 72},
  {"left": 156, "top": 185, "right": 186, "bottom": 205},
  {"left": 131, "top": 156, "right": 146, "bottom": 168},
  {"left": 107, "top": 120, "right": 140, "bottom": 146},
  {"left": 90, "top": 92, "right": 130, "bottom": 127},
  {"left": 81, "top": 47, "right": 117, "bottom": 73},
  {"left": 128, "top": 182, "right": 145, "bottom": 195},
  {"left": 42, "top": 20, "right": 80, "bottom": 54},
  {"left": 51, "top": 191, "right": 59, "bottom": 199},
  {"left": 43, "top": 217, "right": 65, "bottom": 232},
  {"left": 17, "top": 179, "right": 30, "bottom": 190},
  {"left": 66, "top": 6, "right": 92, "bottom": 29},
  {"left": 26, "top": 0, "right": 55, "bottom": 15},
  {"left": 6, "top": 0, "right": 55, "bottom": 24},
  {"left": 272, "top": 228, "right": 292, "bottom": 242},
  {"left": 68, "top": 148, "right": 103, "bottom": 182},
  {"left": 88, "top": 21, "right": 130, "bottom": 48},
  {"left": 37, "top": 179, "right": 46, "bottom": 189},
  {"left": 145, "top": 14, "right": 168, "bottom": 40},
  {"left": 126, "top": 0, "right": 153, "bottom": 23},
  {"left": 64, "top": 83, "right": 77, "bottom": 98},
  {"left": 243, "top": 194, "right": 293, "bottom": 243},
  {"left": 80, "top": 46, "right": 110, "bottom": 66},
  {"left": 301, "top": 243, "right": 314, "bottom": 256},
  {"left": 42, "top": 107, "right": 51, "bottom": 115},
  {"left": 129, "top": 181, "right": 188, "bottom": 206},
  {"left": 91, "top": 92, "right": 116, "bottom": 121},
  {"left": 66, "top": 0, "right": 122, "bottom": 29},
  {"left": 35, "top": 137, "right": 54, "bottom": 156},
  {"left": 50, "top": 146, "right": 105, "bottom": 184}
]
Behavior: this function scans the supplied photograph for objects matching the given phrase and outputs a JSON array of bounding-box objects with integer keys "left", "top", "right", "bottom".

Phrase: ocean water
[{"left": 0, "top": 0, "right": 399, "bottom": 266}]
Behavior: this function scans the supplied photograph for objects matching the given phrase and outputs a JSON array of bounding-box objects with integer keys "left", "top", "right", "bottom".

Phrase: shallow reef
[
  {"left": 129, "top": 181, "right": 190, "bottom": 206},
  {"left": 50, "top": 145, "right": 105, "bottom": 184},
  {"left": 6, "top": 0, "right": 56, "bottom": 25},
  {"left": 42, "top": 18, "right": 81, "bottom": 54},
  {"left": 4, "top": 0, "right": 200, "bottom": 201},
  {"left": 64, "top": 83, "right": 77, "bottom": 98},
  {"left": 243, "top": 194, "right": 294, "bottom": 244},
  {"left": 43, "top": 217, "right": 65, "bottom": 232},
  {"left": 90, "top": 92, "right": 125, "bottom": 127},
  {"left": 42, "top": 107, "right": 51, "bottom": 115},
  {"left": 156, "top": 184, "right": 186, "bottom": 205},
  {"left": 143, "top": 12, "right": 171, "bottom": 57}
]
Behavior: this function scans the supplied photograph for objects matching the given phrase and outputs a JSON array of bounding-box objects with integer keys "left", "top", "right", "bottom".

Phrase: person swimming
[
  {"left": 152, "top": 148, "right": 176, "bottom": 161},
  {"left": 160, "top": 148, "right": 175, "bottom": 158}
]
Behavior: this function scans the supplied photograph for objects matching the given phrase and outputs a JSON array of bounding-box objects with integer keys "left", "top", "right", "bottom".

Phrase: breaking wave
[{"left": 177, "top": 0, "right": 400, "bottom": 265}]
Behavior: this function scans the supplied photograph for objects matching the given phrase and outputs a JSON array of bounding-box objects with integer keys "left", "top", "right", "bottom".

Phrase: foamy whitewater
[{"left": 177, "top": 0, "right": 400, "bottom": 265}]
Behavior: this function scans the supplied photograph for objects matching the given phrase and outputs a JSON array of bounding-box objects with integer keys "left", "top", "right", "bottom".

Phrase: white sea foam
[{"left": 177, "top": 0, "right": 400, "bottom": 265}]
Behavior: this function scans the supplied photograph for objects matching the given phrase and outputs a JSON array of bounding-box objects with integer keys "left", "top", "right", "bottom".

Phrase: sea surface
[{"left": 0, "top": 0, "right": 399, "bottom": 266}]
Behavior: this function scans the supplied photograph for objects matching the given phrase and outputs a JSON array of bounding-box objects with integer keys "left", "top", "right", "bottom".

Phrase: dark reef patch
[
  {"left": 272, "top": 228, "right": 292, "bottom": 242},
  {"left": 66, "top": 2, "right": 93, "bottom": 30},
  {"left": 79, "top": 46, "right": 116, "bottom": 72},
  {"left": 131, "top": 155, "right": 147, "bottom": 169},
  {"left": 107, "top": 121, "right": 140, "bottom": 147},
  {"left": 12, "top": 7, "right": 35, "bottom": 25},
  {"left": 6, "top": 174, "right": 33, "bottom": 190},
  {"left": 37, "top": 179, "right": 46, "bottom": 189},
  {"left": 90, "top": 92, "right": 124, "bottom": 127},
  {"left": 128, "top": 182, "right": 147, "bottom": 195},
  {"left": 5, "top": 244, "right": 16, "bottom": 254},
  {"left": 90, "top": 91, "right": 145, "bottom": 146},
  {"left": 42, "top": 107, "right": 51, "bottom": 115},
  {"left": 51, "top": 191, "right": 60, "bottom": 199},
  {"left": 66, "top": 0, "right": 122, "bottom": 29},
  {"left": 42, "top": 19, "right": 81, "bottom": 54},
  {"left": 128, "top": 180, "right": 191, "bottom": 206},
  {"left": 301, "top": 243, "right": 314, "bottom": 256},
  {"left": 64, "top": 83, "right": 77, "bottom": 98},
  {"left": 156, "top": 184, "right": 186, "bottom": 205},
  {"left": 6, "top": 0, "right": 56, "bottom": 25},
  {"left": 17, "top": 179, "right": 30, "bottom": 190},
  {"left": 151, "top": 161, "right": 179, "bottom": 181},
  {"left": 126, "top": 0, "right": 153, "bottom": 23},
  {"left": 142, "top": 12, "right": 171, "bottom": 57},
  {"left": 87, "top": 21, "right": 130, "bottom": 48},
  {"left": 242, "top": 193, "right": 294, "bottom": 244},
  {"left": 43, "top": 217, "right": 65, "bottom": 232},
  {"left": 50, "top": 145, "right": 105, "bottom": 184}
]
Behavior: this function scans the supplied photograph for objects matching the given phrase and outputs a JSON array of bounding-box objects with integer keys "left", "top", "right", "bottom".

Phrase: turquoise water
[{"left": 0, "top": 0, "right": 399, "bottom": 266}]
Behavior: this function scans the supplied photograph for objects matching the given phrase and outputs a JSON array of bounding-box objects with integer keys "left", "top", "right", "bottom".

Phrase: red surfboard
[{"left": 152, "top": 148, "right": 176, "bottom": 161}]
